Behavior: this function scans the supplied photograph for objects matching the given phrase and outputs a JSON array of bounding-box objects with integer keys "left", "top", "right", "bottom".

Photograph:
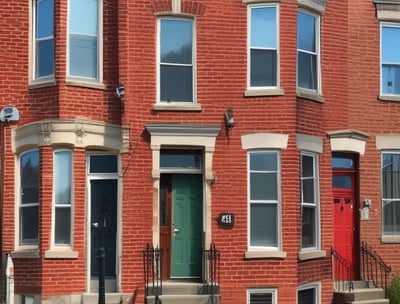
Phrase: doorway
[
  {"left": 160, "top": 174, "right": 203, "bottom": 279},
  {"left": 332, "top": 154, "right": 359, "bottom": 279}
]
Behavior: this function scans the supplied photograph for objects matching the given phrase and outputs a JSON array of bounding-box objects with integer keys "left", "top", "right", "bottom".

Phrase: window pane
[
  {"left": 298, "top": 288, "right": 316, "bottom": 304},
  {"left": 20, "top": 206, "right": 39, "bottom": 244},
  {"left": 250, "top": 7, "right": 276, "bottom": 48},
  {"left": 250, "top": 172, "right": 277, "bottom": 200},
  {"left": 297, "top": 12, "right": 316, "bottom": 52},
  {"left": 302, "top": 155, "right": 314, "bottom": 177},
  {"left": 332, "top": 156, "right": 354, "bottom": 168},
  {"left": 332, "top": 176, "right": 352, "bottom": 189},
  {"left": 250, "top": 49, "right": 277, "bottom": 87},
  {"left": 250, "top": 203, "right": 277, "bottom": 247},
  {"left": 250, "top": 292, "right": 272, "bottom": 304},
  {"left": 382, "top": 154, "right": 400, "bottom": 199},
  {"left": 302, "top": 206, "right": 316, "bottom": 248},
  {"left": 90, "top": 154, "right": 118, "bottom": 173},
  {"left": 160, "top": 151, "right": 202, "bottom": 169},
  {"left": 37, "top": 0, "right": 53, "bottom": 38},
  {"left": 383, "top": 201, "right": 400, "bottom": 234},
  {"left": 69, "top": 34, "right": 98, "bottom": 78},
  {"left": 382, "top": 26, "right": 400, "bottom": 63},
  {"left": 382, "top": 65, "right": 400, "bottom": 94},
  {"left": 37, "top": 39, "right": 54, "bottom": 77},
  {"left": 297, "top": 52, "right": 317, "bottom": 90},
  {"left": 55, "top": 151, "right": 72, "bottom": 205},
  {"left": 160, "top": 65, "right": 193, "bottom": 102},
  {"left": 250, "top": 153, "right": 277, "bottom": 171},
  {"left": 21, "top": 151, "right": 39, "bottom": 204},
  {"left": 302, "top": 179, "right": 315, "bottom": 203},
  {"left": 160, "top": 19, "right": 192, "bottom": 64},
  {"left": 69, "top": 0, "right": 98, "bottom": 35},
  {"left": 55, "top": 208, "right": 71, "bottom": 244}
]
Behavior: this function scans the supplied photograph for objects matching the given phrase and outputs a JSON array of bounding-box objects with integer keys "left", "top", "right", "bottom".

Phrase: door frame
[
  {"left": 86, "top": 153, "right": 121, "bottom": 293},
  {"left": 332, "top": 153, "right": 360, "bottom": 278}
]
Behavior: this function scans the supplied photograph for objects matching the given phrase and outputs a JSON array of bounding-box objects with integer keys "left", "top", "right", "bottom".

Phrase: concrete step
[
  {"left": 81, "top": 293, "right": 130, "bottom": 304},
  {"left": 146, "top": 294, "right": 220, "bottom": 304}
]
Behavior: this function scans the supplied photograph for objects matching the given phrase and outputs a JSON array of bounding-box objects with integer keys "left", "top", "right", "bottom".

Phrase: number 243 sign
[{"left": 218, "top": 213, "right": 235, "bottom": 228}]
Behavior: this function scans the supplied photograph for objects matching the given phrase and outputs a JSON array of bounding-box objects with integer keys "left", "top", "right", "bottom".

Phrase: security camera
[{"left": 115, "top": 83, "right": 125, "bottom": 98}]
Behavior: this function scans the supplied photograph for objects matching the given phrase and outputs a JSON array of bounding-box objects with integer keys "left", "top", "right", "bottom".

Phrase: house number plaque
[{"left": 218, "top": 213, "right": 235, "bottom": 228}]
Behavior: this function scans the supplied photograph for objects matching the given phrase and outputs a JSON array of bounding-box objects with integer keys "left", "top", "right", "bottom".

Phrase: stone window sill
[
  {"left": 12, "top": 249, "right": 40, "bottom": 259},
  {"left": 297, "top": 88, "right": 324, "bottom": 103},
  {"left": 245, "top": 250, "right": 287, "bottom": 260},
  {"left": 45, "top": 248, "right": 79, "bottom": 259},
  {"left": 244, "top": 88, "right": 285, "bottom": 97},
  {"left": 66, "top": 79, "right": 106, "bottom": 90},
  {"left": 378, "top": 95, "right": 400, "bottom": 102},
  {"left": 381, "top": 235, "right": 400, "bottom": 244},
  {"left": 152, "top": 103, "right": 202, "bottom": 112},
  {"left": 298, "top": 250, "right": 326, "bottom": 261}
]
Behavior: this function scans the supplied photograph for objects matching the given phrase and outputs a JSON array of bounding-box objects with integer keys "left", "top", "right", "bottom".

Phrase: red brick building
[{"left": 0, "top": 0, "right": 400, "bottom": 303}]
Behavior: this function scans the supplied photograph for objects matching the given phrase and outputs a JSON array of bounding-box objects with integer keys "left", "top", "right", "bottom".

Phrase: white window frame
[
  {"left": 52, "top": 149, "right": 73, "bottom": 247},
  {"left": 246, "top": 4, "right": 280, "bottom": 91},
  {"left": 380, "top": 22, "right": 400, "bottom": 96},
  {"left": 381, "top": 151, "right": 400, "bottom": 236},
  {"left": 18, "top": 149, "right": 40, "bottom": 248},
  {"left": 67, "top": 0, "right": 103, "bottom": 84},
  {"left": 157, "top": 17, "right": 196, "bottom": 105},
  {"left": 247, "top": 150, "right": 281, "bottom": 252},
  {"left": 297, "top": 282, "right": 321, "bottom": 304},
  {"left": 247, "top": 288, "right": 277, "bottom": 304},
  {"left": 30, "top": 0, "right": 54, "bottom": 85},
  {"left": 297, "top": 9, "right": 321, "bottom": 94},
  {"left": 300, "top": 152, "right": 320, "bottom": 251}
]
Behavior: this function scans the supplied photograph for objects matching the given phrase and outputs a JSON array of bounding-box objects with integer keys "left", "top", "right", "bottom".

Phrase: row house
[{"left": 0, "top": 0, "right": 399, "bottom": 303}]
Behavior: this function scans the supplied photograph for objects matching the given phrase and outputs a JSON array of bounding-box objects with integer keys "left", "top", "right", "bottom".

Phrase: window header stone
[
  {"left": 298, "top": 0, "right": 328, "bottom": 14},
  {"left": 373, "top": 0, "right": 400, "bottom": 21}
]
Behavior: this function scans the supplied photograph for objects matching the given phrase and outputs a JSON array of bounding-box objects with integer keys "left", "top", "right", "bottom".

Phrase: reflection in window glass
[
  {"left": 332, "top": 156, "right": 354, "bottom": 168},
  {"left": 381, "top": 25, "right": 400, "bottom": 95},
  {"left": 297, "top": 11, "right": 319, "bottom": 91},
  {"left": 35, "top": 0, "right": 54, "bottom": 78},
  {"left": 382, "top": 153, "right": 400, "bottom": 234},
  {"left": 160, "top": 150, "right": 202, "bottom": 169},
  {"left": 20, "top": 150, "right": 40, "bottom": 245},
  {"left": 159, "top": 19, "right": 194, "bottom": 102},
  {"left": 90, "top": 154, "right": 118, "bottom": 173},
  {"left": 332, "top": 176, "right": 352, "bottom": 188},
  {"left": 69, "top": 0, "right": 98, "bottom": 79},
  {"left": 249, "top": 5, "right": 277, "bottom": 87}
]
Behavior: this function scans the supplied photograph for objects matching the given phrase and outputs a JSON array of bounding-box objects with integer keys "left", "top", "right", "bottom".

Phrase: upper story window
[
  {"left": 301, "top": 153, "right": 320, "bottom": 250},
  {"left": 53, "top": 150, "right": 73, "bottom": 245},
  {"left": 158, "top": 18, "right": 195, "bottom": 103},
  {"left": 248, "top": 151, "right": 281, "bottom": 250},
  {"left": 19, "top": 150, "right": 40, "bottom": 245},
  {"left": 297, "top": 10, "right": 320, "bottom": 93},
  {"left": 33, "top": 0, "right": 54, "bottom": 81},
  {"left": 248, "top": 5, "right": 278, "bottom": 89},
  {"left": 381, "top": 23, "right": 400, "bottom": 96},
  {"left": 382, "top": 152, "right": 400, "bottom": 235},
  {"left": 68, "top": 0, "right": 101, "bottom": 81}
]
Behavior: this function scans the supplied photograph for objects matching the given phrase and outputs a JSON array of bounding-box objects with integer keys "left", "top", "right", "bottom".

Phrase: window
[
  {"left": 158, "top": 18, "right": 195, "bottom": 103},
  {"left": 248, "top": 151, "right": 280, "bottom": 249},
  {"left": 248, "top": 5, "right": 278, "bottom": 88},
  {"left": 33, "top": 0, "right": 54, "bottom": 80},
  {"left": 54, "top": 150, "right": 73, "bottom": 245},
  {"left": 19, "top": 150, "right": 40, "bottom": 245},
  {"left": 68, "top": 0, "right": 100, "bottom": 80},
  {"left": 298, "top": 283, "right": 320, "bottom": 304},
  {"left": 247, "top": 288, "right": 277, "bottom": 304},
  {"left": 297, "top": 10, "right": 320, "bottom": 92},
  {"left": 382, "top": 152, "right": 400, "bottom": 235},
  {"left": 381, "top": 23, "right": 400, "bottom": 95},
  {"left": 301, "top": 153, "right": 320, "bottom": 250}
]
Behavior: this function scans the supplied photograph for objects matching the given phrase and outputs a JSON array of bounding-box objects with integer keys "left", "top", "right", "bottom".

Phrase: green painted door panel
[{"left": 171, "top": 174, "right": 203, "bottom": 278}]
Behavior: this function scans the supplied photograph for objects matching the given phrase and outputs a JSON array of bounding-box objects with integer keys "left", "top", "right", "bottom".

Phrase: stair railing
[
  {"left": 143, "top": 244, "right": 163, "bottom": 304},
  {"left": 360, "top": 241, "right": 391, "bottom": 295},
  {"left": 331, "top": 246, "right": 354, "bottom": 292},
  {"left": 203, "top": 243, "right": 220, "bottom": 304}
]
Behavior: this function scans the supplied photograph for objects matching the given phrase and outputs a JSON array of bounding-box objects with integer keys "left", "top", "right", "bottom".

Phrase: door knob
[
  {"left": 92, "top": 222, "right": 99, "bottom": 228},
  {"left": 174, "top": 228, "right": 180, "bottom": 233}
]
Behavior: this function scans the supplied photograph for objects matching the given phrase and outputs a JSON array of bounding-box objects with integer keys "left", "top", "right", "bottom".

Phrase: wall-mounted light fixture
[
  {"left": 115, "top": 81, "right": 125, "bottom": 112},
  {"left": 224, "top": 108, "right": 235, "bottom": 129}
]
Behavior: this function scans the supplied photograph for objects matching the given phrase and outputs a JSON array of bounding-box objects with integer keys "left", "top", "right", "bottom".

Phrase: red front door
[{"left": 332, "top": 155, "right": 358, "bottom": 279}]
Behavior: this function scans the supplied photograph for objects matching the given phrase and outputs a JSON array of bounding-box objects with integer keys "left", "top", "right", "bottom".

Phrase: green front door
[{"left": 171, "top": 174, "right": 203, "bottom": 278}]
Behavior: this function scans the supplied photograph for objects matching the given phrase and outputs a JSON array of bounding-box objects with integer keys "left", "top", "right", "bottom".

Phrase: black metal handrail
[
  {"left": 143, "top": 244, "right": 162, "bottom": 304},
  {"left": 202, "top": 243, "right": 221, "bottom": 304},
  {"left": 331, "top": 246, "right": 354, "bottom": 292},
  {"left": 360, "top": 241, "right": 391, "bottom": 295}
]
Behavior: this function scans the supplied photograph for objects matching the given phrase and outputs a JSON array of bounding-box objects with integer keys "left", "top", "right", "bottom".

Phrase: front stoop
[
  {"left": 145, "top": 281, "right": 220, "bottom": 304},
  {"left": 333, "top": 281, "right": 389, "bottom": 304}
]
